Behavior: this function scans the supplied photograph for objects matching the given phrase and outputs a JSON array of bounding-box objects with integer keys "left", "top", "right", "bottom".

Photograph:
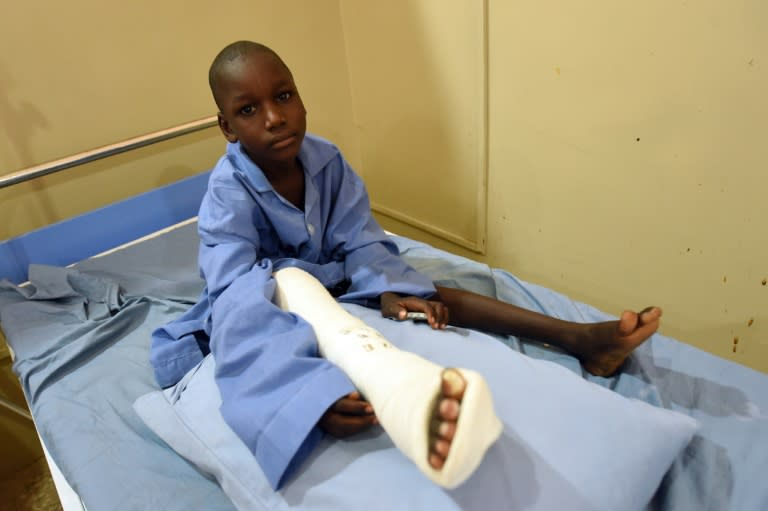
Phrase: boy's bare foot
[
  {"left": 578, "top": 306, "right": 662, "bottom": 377},
  {"left": 428, "top": 368, "right": 466, "bottom": 469}
]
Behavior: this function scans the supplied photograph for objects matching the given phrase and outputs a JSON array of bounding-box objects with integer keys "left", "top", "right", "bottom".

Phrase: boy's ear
[{"left": 217, "top": 113, "right": 238, "bottom": 143}]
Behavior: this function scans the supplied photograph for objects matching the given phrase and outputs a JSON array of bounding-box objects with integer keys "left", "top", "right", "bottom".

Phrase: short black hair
[{"left": 208, "top": 41, "right": 289, "bottom": 110}]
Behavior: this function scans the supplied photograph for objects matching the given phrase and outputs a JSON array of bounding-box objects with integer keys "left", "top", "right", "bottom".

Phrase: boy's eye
[
  {"left": 277, "top": 91, "right": 292, "bottom": 102},
  {"left": 239, "top": 104, "right": 255, "bottom": 115}
]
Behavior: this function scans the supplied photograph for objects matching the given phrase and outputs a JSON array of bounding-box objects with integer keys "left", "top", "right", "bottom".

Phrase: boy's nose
[{"left": 264, "top": 104, "right": 286, "bottom": 130}]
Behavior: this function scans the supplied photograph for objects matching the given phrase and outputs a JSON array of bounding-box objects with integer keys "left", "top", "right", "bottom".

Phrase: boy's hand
[
  {"left": 319, "top": 392, "right": 378, "bottom": 438},
  {"left": 380, "top": 292, "right": 449, "bottom": 329}
]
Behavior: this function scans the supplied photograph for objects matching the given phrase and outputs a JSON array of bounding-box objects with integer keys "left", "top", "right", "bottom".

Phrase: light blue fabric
[
  {"left": 0, "top": 226, "right": 234, "bottom": 511},
  {"left": 135, "top": 302, "right": 699, "bottom": 511},
  {"left": 397, "top": 235, "right": 768, "bottom": 511},
  {"left": 2, "top": 223, "right": 766, "bottom": 511},
  {"left": 149, "top": 134, "right": 436, "bottom": 488}
]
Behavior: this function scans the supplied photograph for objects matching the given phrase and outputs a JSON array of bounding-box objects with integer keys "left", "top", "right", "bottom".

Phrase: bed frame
[{"left": 0, "top": 117, "right": 216, "bottom": 285}]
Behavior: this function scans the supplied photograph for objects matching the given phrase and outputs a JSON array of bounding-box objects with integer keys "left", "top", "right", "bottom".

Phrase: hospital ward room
[{"left": 1, "top": 2, "right": 767, "bottom": 510}]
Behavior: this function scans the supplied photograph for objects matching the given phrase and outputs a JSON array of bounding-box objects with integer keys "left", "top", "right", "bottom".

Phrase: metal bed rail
[{"left": 0, "top": 115, "right": 218, "bottom": 189}]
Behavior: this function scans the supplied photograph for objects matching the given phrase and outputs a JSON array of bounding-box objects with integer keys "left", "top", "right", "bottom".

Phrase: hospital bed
[{"left": 1, "top": 122, "right": 766, "bottom": 511}]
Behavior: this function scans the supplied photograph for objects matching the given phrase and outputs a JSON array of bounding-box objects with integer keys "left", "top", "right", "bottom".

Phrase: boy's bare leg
[
  {"left": 434, "top": 286, "right": 661, "bottom": 376},
  {"left": 273, "top": 268, "right": 501, "bottom": 487},
  {"left": 576, "top": 308, "right": 662, "bottom": 375}
]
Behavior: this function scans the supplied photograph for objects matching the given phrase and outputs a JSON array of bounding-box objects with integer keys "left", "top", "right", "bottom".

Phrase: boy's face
[{"left": 215, "top": 52, "right": 307, "bottom": 171}]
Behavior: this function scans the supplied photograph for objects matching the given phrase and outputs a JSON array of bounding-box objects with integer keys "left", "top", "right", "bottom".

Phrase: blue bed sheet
[{"left": 0, "top": 222, "right": 766, "bottom": 510}]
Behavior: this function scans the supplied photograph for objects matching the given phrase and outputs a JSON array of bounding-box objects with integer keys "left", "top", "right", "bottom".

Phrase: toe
[
  {"left": 640, "top": 306, "right": 662, "bottom": 324},
  {"left": 441, "top": 368, "right": 466, "bottom": 399},
  {"left": 438, "top": 398, "right": 460, "bottom": 421},
  {"left": 433, "top": 437, "right": 451, "bottom": 458},
  {"left": 438, "top": 420, "right": 457, "bottom": 440},
  {"left": 429, "top": 451, "right": 445, "bottom": 470},
  {"left": 617, "top": 310, "right": 639, "bottom": 336}
]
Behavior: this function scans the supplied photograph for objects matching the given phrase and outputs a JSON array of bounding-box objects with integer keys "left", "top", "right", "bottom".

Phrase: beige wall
[
  {"left": 352, "top": 0, "right": 768, "bottom": 371},
  {"left": 339, "top": 0, "right": 487, "bottom": 251},
  {"left": 0, "top": 0, "right": 358, "bottom": 240},
  {"left": 485, "top": 0, "right": 767, "bottom": 372},
  {"left": 345, "top": 1, "right": 767, "bottom": 373}
]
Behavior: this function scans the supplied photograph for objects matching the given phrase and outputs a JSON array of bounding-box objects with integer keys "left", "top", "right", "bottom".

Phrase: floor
[{"left": 0, "top": 457, "right": 62, "bottom": 511}]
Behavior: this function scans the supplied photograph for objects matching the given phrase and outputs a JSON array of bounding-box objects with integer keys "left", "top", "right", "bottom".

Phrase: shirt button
[{"left": 307, "top": 223, "right": 315, "bottom": 235}]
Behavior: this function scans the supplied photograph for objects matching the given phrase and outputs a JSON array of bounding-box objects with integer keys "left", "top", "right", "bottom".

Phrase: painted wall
[
  {"left": 0, "top": 0, "right": 358, "bottom": 241},
  {"left": 485, "top": 0, "right": 767, "bottom": 372},
  {"left": 341, "top": 1, "right": 767, "bottom": 373},
  {"left": 339, "top": 0, "right": 487, "bottom": 251}
]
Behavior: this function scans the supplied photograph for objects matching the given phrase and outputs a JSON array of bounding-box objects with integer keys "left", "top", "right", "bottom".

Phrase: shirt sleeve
[
  {"left": 198, "top": 173, "right": 355, "bottom": 490},
  {"left": 323, "top": 156, "right": 437, "bottom": 303}
]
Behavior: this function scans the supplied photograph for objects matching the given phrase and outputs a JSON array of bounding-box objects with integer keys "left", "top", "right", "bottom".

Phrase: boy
[{"left": 150, "top": 40, "right": 661, "bottom": 489}]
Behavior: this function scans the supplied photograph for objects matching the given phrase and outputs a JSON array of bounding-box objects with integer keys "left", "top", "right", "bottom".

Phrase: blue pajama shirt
[{"left": 150, "top": 134, "right": 436, "bottom": 489}]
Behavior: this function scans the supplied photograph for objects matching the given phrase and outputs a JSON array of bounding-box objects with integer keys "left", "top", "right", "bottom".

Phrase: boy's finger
[
  {"left": 423, "top": 304, "right": 436, "bottom": 326},
  {"left": 432, "top": 302, "right": 449, "bottom": 327},
  {"left": 332, "top": 398, "right": 375, "bottom": 415},
  {"left": 639, "top": 306, "right": 662, "bottom": 324},
  {"left": 324, "top": 413, "right": 378, "bottom": 437},
  {"left": 426, "top": 302, "right": 448, "bottom": 329}
]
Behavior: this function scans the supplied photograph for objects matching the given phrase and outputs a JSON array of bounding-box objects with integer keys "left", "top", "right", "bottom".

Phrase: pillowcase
[{"left": 135, "top": 303, "right": 698, "bottom": 511}]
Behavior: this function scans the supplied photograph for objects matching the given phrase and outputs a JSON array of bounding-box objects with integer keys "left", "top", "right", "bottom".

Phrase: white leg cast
[{"left": 273, "top": 267, "right": 502, "bottom": 488}]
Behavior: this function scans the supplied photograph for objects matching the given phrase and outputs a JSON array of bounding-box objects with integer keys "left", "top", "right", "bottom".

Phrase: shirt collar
[{"left": 227, "top": 133, "right": 337, "bottom": 193}]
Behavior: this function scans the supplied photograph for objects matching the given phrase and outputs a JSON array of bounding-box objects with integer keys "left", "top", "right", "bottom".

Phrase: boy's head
[{"left": 209, "top": 41, "right": 307, "bottom": 171}]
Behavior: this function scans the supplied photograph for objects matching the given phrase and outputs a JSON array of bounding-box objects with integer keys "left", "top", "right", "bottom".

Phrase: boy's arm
[
  {"left": 379, "top": 291, "right": 450, "bottom": 329},
  {"left": 323, "top": 157, "right": 436, "bottom": 304},
  {"left": 207, "top": 263, "right": 355, "bottom": 489},
  {"left": 199, "top": 174, "right": 356, "bottom": 490}
]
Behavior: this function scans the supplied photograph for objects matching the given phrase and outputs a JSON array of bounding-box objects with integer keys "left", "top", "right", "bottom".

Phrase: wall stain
[
  {"left": 732, "top": 336, "right": 739, "bottom": 353},
  {"left": 747, "top": 318, "right": 754, "bottom": 327}
]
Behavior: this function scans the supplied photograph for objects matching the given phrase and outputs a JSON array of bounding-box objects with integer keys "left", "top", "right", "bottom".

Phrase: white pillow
[{"left": 135, "top": 304, "right": 698, "bottom": 511}]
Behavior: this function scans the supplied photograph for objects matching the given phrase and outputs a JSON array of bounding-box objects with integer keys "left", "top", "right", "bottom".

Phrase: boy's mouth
[{"left": 271, "top": 134, "right": 298, "bottom": 150}]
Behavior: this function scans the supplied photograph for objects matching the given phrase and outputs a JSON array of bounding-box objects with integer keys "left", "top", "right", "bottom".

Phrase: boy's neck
[
  {"left": 261, "top": 157, "right": 302, "bottom": 181},
  {"left": 262, "top": 158, "right": 306, "bottom": 211}
]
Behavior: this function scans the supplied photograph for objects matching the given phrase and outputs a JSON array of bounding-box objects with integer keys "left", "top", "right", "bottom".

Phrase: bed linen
[
  {"left": 1, "top": 222, "right": 766, "bottom": 510},
  {"left": 134, "top": 310, "right": 698, "bottom": 511}
]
